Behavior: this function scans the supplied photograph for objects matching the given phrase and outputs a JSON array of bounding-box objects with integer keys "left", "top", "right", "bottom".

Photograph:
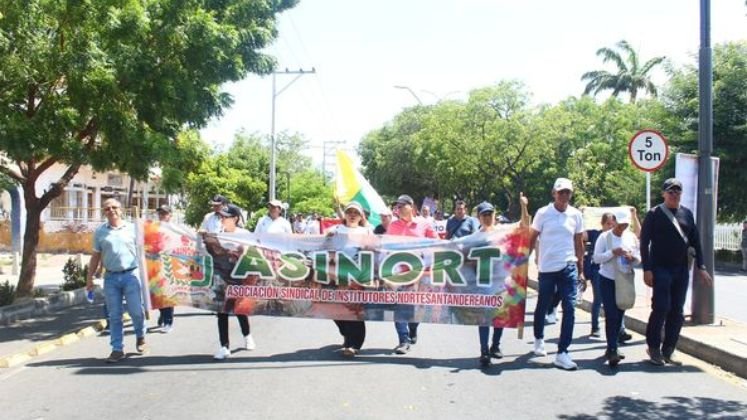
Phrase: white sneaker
[
  {"left": 554, "top": 352, "right": 578, "bottom": 370},
  {"left": 213, "top": 346, "right": 231, "bottom": 360},
  {"left": 243, "top": 334, "right": 256, "bottom": 350},
  {"left": 533, "top": 338, "right": 547, "bottom": 356},
  {"left": 161, "top": 325, "right": 173, "bottom": 334},
  {"left": 545, "top": 309, "right": 558, "bottom": 325}
]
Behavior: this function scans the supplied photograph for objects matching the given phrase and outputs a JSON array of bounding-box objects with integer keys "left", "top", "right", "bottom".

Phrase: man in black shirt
[
  {"left": 373, "top": 208, "right": 393, "bottom": 234},
  {"left": 640, "top": 178, "right": 712, "bottom": 366}
]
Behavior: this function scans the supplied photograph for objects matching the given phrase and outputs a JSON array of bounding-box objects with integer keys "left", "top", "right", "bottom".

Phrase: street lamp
[
  {"left": 270, "top": 67, "right": 315, "bottom": 201},
  {"left": 393, "top": 85, "right": 423, "bottom": 105}
]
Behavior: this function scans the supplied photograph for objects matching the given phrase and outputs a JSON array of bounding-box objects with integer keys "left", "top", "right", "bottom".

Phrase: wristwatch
[{"left": 699, "top": 264, "right": 707, "bottom": 270}]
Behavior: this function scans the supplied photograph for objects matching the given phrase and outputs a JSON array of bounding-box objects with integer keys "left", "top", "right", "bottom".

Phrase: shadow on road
[
  {"left": 558, "top": 395, "right": 747, "bottom": 419},
  {"left": 26, "top": 343, "right": 706, "bottom": 378}
]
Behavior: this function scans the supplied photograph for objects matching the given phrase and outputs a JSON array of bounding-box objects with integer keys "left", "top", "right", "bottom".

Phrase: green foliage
[
  {"left": 0, "top": 280, "right": 16, "bottom": 306},
  {"left": 662, "top": 41, "right": 747, "bottom": 221},
  {"left": 61, "top": 257, "right": 88, "bottom": 291},
  {"left": 182, "top": 131, "right": 333, "bottom": 227},
  {"left": 581, "top": 40, "right": 666, "bottom": 103}
]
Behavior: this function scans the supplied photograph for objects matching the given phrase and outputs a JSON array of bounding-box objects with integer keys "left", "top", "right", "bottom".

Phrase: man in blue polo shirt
[
  {"left": 445, "top": 200, "right": 480, "bottom": 239},
  {"left": 86, "top": 198, "right": 146, "bottom": 363}
]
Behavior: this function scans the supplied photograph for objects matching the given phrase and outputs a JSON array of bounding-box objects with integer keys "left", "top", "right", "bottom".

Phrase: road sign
[{"left": 628, "top": 129, "right": 669, "bottom": 172}]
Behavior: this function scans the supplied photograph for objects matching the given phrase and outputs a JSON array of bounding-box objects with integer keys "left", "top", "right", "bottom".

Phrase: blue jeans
[
  {"left": 478, "top": 327, "right": 504, "bottom": 354},
  {"left": 534, "top": 263, "right": 578, "bottom": 353},
  {"left": 645, "top": 265, "right": 689, "bottom": 355},
  {"left": 599, "top": 275, "right": 624, "bottom": 352},
  {"left": 104, "top": 271, "right": 146, "bottom": 352},
  {"left": 394, "top": 305, "right": 418, "bottom": 344},
  {"left": 589, "top": 264, "right": 602, "bottom": 332}
]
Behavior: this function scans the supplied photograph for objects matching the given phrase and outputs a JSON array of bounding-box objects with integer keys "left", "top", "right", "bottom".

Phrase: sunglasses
[
  {"left": 666, "top": 189, "right": 682, "bottom": 195},
  {"left": 345, "top": 209, "right": 361, "bottom": 215},
  {"left": 103, "top": 206, "right": 120, "bottom": 211}
]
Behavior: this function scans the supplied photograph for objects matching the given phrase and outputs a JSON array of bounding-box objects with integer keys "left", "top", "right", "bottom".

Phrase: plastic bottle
[
  {"left": 86, "top": 289, "right": 95, "bottom": 304},
  {"left": 619, "top": 255, "right": 631, "bottom": 273}
]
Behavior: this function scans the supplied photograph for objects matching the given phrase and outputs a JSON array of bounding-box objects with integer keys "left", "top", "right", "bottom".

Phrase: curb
[
  {"left": 0, "top": 314, "right": 130, "bottom": 369},
  {"left": 0, "top": 287, "right": 103, "bottom": 325},
  {"left": 527, "top": 278, "right": 747, "bottom": 380}
]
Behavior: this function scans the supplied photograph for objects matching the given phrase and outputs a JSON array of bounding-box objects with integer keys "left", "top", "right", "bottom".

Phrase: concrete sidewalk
[{"left": 528, "top": 263, "right": 747, "bottom": 380}]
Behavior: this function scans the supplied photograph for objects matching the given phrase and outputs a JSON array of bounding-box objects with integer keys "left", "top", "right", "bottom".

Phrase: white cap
[
  {"left": 615, "top": 209, "right": 631, "bottom": 225},
  {"left": 553, "top": 177, "right": 573, "bottom": 192},
  {"left": 268, "top": 199, "right": 283, "bottom": 208}
]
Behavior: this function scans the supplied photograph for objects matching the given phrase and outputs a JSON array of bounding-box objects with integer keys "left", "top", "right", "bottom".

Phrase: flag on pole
[{"left": 335, "top": 150, "right": 390, "bottom": 227}]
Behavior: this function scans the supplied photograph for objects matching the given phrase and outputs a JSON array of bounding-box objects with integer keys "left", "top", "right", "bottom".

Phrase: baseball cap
[
  {"left": 615, "top": 209, "right": 631, "bottom": 225},
  {"left": 344, "top": 202, "right": 365, "bottom": 214},
  {"left": 476, "top": 201, "right": 495, "bottom": 215},
  {"left": 553, "top": 178, "right": 574, "bottom": 192},
  {"left": 156, "top": 204, "right": 172, "bottom": 214},
  {"left": 218, "top": 204, "right": 242, "bottom": 218},
  {"left": 662, "top": 178, "right": 683, "bottom": 191},
  {"left": 396, "top": 194, "right": 414, "bottom": 206},
  {"left": 267, "top": 199, "right": 283, "bottom": 208},
  {"left": 209, "top": 194, "right": 227, "bottom": 205}
]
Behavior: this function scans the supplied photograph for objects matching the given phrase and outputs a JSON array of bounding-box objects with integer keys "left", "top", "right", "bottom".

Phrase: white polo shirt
[
  {"left": 532, "top": 202, "right": 584, "bottom": 273},
  {"left": 254, "top": 215, "right": 293, "bottom": 234}
]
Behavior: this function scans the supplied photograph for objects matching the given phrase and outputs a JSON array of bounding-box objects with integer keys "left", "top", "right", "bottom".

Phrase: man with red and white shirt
[{"left": 387, "top": 194, "right": 437, "bottom": 354}]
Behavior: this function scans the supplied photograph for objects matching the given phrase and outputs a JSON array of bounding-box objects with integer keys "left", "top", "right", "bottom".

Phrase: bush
[
  {"left": 62, "top": 257, "right": 88, "bottom": 291},
  {"left": 0, "top": 280, "right": 15, "bottom": 306}
]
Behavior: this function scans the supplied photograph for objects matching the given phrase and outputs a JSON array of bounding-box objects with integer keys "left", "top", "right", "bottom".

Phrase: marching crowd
[{"left": 84, "top": 176, "right": 712, "bottom": 371}]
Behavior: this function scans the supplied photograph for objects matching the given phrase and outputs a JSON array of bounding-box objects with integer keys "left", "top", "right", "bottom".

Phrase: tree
[
  {"left": 581, "top": 40, "right": 665, "bottom": 103},
  {"left": 0, "top": 0, "right": 297, "bottom": 297},
  {"left": 662, "top": 41, "right": 747, "bottom": 221}
]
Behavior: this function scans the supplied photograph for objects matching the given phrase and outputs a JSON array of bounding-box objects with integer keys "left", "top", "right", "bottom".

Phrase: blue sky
[{"left": 199, "top": 0, "right": 747, "bottom": 167}]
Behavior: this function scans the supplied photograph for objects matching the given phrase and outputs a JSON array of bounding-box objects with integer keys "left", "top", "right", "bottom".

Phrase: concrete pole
[{"left": 693, "top": 0, "right": 715, "bottom": 324}]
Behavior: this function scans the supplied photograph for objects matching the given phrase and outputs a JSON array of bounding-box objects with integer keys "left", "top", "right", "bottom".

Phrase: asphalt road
[{"left": 1, "top": 302, "right": 746, "bottom": 419}]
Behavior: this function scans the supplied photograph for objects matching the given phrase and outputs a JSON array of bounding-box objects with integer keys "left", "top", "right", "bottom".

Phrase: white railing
[{"left": 714, "top": 223, "right": 742, "bottom": 251}]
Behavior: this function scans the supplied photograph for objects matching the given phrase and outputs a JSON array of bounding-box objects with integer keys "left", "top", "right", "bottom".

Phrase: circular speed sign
[{"left": 628, "top": 130, "right": 669, "bottom": 172}]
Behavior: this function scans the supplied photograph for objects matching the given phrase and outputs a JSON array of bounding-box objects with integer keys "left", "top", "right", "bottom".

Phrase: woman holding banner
[
  {"left": 326, "top": 201, "right": 372, "bottom": 357},
  {"left": 212, "top": 204, "right": 256, "bottom": 360}
]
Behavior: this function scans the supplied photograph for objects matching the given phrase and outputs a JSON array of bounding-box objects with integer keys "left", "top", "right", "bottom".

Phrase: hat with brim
[
  {"left": 156, "top": 205, "right": 172, "bottom": 214},
  {"left": 344, "top": 202, "right": 365, "bottom": 216},
  {"left": 615, "top": 209, "right": 631, "bottom": 225},
  {"left": 209, "top": 194, "right": 227, "bottom": 205},
  {"left": 218, "top": 204, "right": 242, "bottom": 218},
  {"left": 396, "top": 194, "right": 414, "bottom": 206},
  {"left": 268, "top": 199, "right": 283, "bottom": 208},
  {"left": 662, "top": 178, "right": 683, "bottom": 192},
  {"left": 476, "top": 201, "right": 495, "bottom": 215},
  {"left": 553, "top": 177, "right": 573, "bottom": 192}
]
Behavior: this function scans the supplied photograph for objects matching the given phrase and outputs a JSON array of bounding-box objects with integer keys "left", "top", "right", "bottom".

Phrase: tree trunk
[{"left": 16, "top": 200, "right": 42, "bottom": 298}]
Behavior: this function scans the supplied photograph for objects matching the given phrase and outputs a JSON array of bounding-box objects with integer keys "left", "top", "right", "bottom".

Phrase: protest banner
[{"left": 143, "top": 220, "right": 530, "bottom": 328}]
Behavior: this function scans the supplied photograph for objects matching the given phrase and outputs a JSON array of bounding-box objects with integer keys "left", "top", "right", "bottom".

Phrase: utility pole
[
  {"left": 322, "top": 140, "right": 346, "bottom": 182},
  {"left": 270, "top": 67, "right": 315, "bottom": 201},
  {"left": 693, "top": 0, "right": 714, "bottom": 324}
]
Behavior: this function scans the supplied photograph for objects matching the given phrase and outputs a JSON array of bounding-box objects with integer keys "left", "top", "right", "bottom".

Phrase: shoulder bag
[{"left": 609, "top": 233, "right": 636, "bottom": 310}]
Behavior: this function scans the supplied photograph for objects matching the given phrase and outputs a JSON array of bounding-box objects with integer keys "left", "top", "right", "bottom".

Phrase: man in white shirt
[
  {"left": 200, "top": 194, "right": 227, "bottom": 233},
  {"left": 528, "top": 177, "right": 585, "bottom": 370},
  {"left": 255, "top": 199, "right": 293, "bottom": 234},
  {"left": 304, "top": 212, "right": 321, "bottom": 235}
]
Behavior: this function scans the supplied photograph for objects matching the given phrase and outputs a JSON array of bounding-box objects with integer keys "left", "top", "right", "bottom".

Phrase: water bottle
[
  {"left": 618, "top": 255, "right": 631, "bottom": 273},
  {"left": 86, "top": 289, "right": 95, "bottom": 304}
]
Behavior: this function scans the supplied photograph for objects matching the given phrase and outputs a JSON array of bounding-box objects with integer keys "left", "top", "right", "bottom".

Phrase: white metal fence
[{"left": 714, "top": 223, "right": 742, "bottom": 251}]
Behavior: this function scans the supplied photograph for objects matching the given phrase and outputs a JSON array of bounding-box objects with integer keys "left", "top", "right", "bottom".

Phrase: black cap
[
  {"left": 396, "top": 194, "right": 414, "bottom": 206},
  {"left": 662, "top": 178, "right": 683, "bottom": 192},
  {"left": 209, "top": 194, "right": 228, "bottom": 205},
  {"left": 218, "top": 204, "right": 242, "bottom": 218},
  {"left": 156, "top": 204, "right": 172, "bottom": 214}
]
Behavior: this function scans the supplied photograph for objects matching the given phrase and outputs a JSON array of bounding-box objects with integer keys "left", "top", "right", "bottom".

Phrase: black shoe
[
  {"left": 409, "top": 334, "right": 418, "bottom": 345},
  {"left": 606, "top": 349, "right": 622, "bottom": 367},
  {"left": 479, "top": 354, "right": 491, "bottom": 367},
  {"left": 394, "top": 342, "right": 410, "bottom": 355},
  {"left": 136, "top": 337, "right": 148, "bottom": 354},
  {"left": 489, "top": 345, "right": 503, "bottom": 359},
  {"left": 647, "top": 347, "right": 665, "bottom": 366},
  {"left": 106, "top": 351, "right": 125, "bottom": 363},
  {"left": 618, "top": 332, "right": 632, "bottom": 344},
  {"left": 590, "top": 329, "right": 601, "bottom": 338},
  {"left": 663, "top": 351, "right": 683, "bottom": 366}
]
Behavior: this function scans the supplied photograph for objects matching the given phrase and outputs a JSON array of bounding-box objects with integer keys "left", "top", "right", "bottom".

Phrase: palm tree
[{"left": 581, "top": 40, "right": 665, "bottom": 103}]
